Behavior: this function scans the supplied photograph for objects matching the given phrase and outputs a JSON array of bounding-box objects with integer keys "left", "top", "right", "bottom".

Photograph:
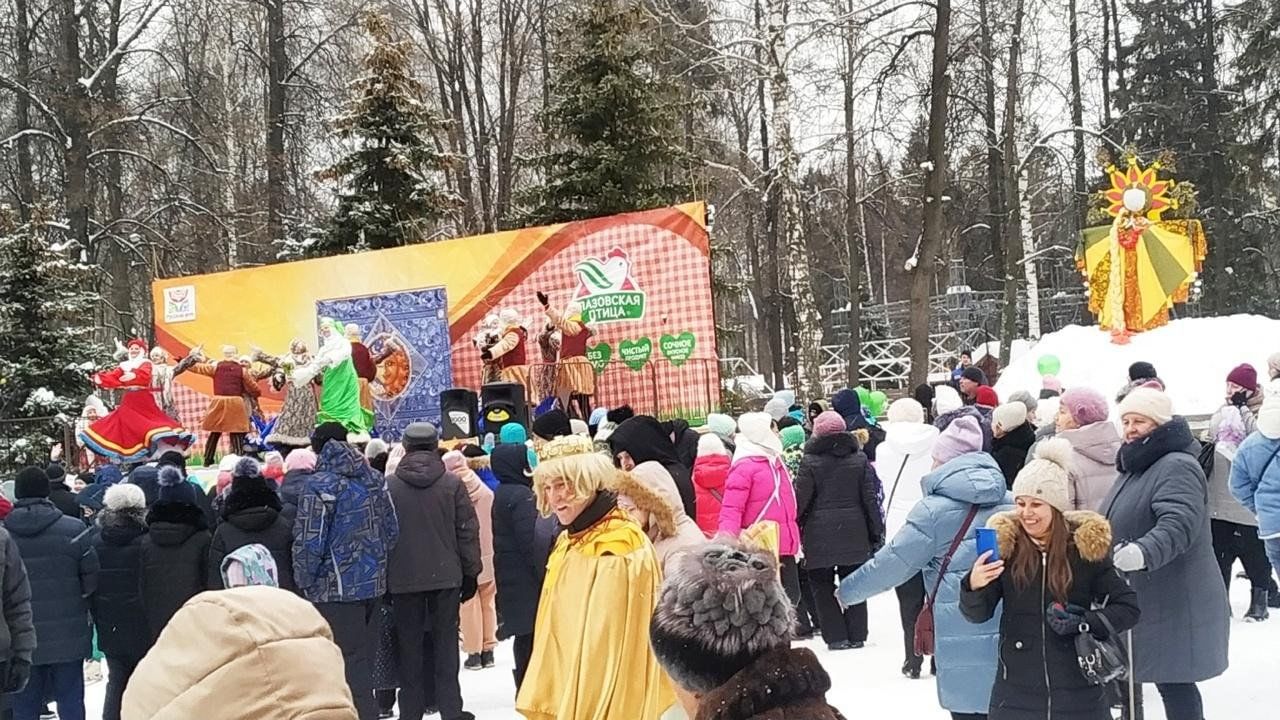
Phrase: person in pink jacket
[
  {"left": 444, "top": 450, "right": 497, "bottom": 672},
  {"left": 692, "top": 433, "right": 731, "bottom": 537},
  {"left": 717, "top": 412, "right": 804, "bottom": 631}
]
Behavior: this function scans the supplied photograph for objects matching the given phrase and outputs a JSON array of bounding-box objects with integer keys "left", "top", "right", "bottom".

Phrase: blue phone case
[{"left": 976, "top": 528, "right": 999, "bottom": 562}]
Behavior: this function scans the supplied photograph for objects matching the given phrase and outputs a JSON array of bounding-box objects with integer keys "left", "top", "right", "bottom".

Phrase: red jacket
[
  {"left": 351, "top": 342, "right": 376, "bottom": 381},
  {"left": 692, "top": 454, "right": 730, "bottom": 537},
  {"left": 497, "top": 328, "right": 528, "bottom": 368}
]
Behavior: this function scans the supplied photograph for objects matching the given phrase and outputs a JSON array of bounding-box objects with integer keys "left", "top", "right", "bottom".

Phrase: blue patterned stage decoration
[{"left": 316, "top": 287, "right": 453, "bottom": 441}]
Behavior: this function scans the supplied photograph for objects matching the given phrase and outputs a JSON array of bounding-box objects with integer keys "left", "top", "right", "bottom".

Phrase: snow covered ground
[
  {"left": 994, "top": 315, "right": 1280, "bottom": 417},
  {"left": 82, "top": 575, "right": 1277, "bottom": 719}
]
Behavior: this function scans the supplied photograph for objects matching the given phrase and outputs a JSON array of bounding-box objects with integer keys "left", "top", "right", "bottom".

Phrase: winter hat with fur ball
[
  {"left": 104, "top": 483, "right": 146, "bottom": 512},
  {"left": 992, "top": 403, "right": 1027, "bottom": 433},
  {"left": 697, "top": 433, "right": 729, "bottom": 458},
  {"left": 649, "top": 542, "right": 794, "bottom": 693},
  {"left": 1060, "top": 387, "right": 1109, "bottom": 427},
  {"left": 157, "top": 465, "right": 199, "bottom": 506},
  {"left": 888, "top": 398, "right": 925, "bottom": 425},
  {"left": 1011, "top": 438, "right": 1073, "bottom": 514},
  {"left": 932, "top": 415, "right": 984, "bottom": 466},
  {"left": 1117, "top": 387, "right": 1174, "bottom": 426}
]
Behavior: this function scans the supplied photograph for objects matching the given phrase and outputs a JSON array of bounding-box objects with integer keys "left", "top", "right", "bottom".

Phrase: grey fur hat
[{"left": 648, "top": 541, "right": 794, "bottom": 693}]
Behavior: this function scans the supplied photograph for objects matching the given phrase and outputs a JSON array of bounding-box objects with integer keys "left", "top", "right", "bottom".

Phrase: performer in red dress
[
  {"left": 482, "top": 308, "right": 531, "bottom": 396},
  {"left": 79, "top": 338, "right": 195, "bottom": 462}
]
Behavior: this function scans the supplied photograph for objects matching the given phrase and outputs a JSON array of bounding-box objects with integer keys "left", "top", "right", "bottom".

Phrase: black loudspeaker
[
  {"left": 481, "top": 381, "right": 528, "bottom": 436},
  {"left": 439, "top": 388, "right": 480, "bottom": 440}
]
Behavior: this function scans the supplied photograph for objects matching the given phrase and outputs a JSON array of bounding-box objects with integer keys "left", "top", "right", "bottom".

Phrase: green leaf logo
[{"left": 574, "top": 259, "right": 612, "bottom": 291}]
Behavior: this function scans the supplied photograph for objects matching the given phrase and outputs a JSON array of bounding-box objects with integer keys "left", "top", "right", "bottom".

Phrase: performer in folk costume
[
  {"left": 293, "top": 317, "right": 374, "bottom": 441},
  {"left": 254, "top": 339, "right": 321, "bottom": 450},
  {"left": 474, "top": 314, "right": 503, "bottom": 385},
  {"left": 346, "top": 324, "right": 379, "bottom": 414},
  {"left": 538, "top": 292, "right": 595, "bottom": 419},
  {"left": 186, "top": 345, "right": 262, "bottom": 465},
  {"left": 74, "top": 395, "right": 111, "bottom": 470},
  {"left": 516, "top": 435, "right": 674, "bottom": 720},
  {"left": 482, "top": 308, "right": 531, "bottom": 394},
  {"left": 80, "top": 338, "right": 195, "bottom": 462},
  {"left": 534, "top": 319, "right": 561, "bottom": 405}
]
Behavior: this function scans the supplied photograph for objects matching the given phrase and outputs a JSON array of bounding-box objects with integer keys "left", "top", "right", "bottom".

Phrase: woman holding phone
[{"left": 961, "top": 438, "right": 1141, "bottom": 720}]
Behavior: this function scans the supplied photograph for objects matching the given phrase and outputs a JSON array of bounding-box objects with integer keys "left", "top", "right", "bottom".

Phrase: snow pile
[{"left": 994, "top": 315, "right": 1280, "bottom": 418}]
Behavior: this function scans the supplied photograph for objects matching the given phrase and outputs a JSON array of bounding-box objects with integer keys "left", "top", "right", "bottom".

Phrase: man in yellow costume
[
  {"left": 1077, "top": 158, "right": 1207, "bottom": 344},
  {"left": 516, "top": 434, "right": 674, "bottom": 720}
]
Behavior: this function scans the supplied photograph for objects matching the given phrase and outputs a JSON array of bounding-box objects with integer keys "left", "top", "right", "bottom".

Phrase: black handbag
[{"left": 1075, "top": 610, "right": 1128, "bottom": 686}]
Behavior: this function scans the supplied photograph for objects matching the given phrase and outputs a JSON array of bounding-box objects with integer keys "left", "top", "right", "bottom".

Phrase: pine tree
[
  {"left": 1118, "top": 0, "right": 1276, "bottom": 314},
  {"left": 525, "top": 0, "right": 686, "bottom": 224},
  {"left": 0, "top": 205, "right": 102, "bottom": 470},
  {"left": 303, "top": 13, "right": 455, "bottom": 258}
]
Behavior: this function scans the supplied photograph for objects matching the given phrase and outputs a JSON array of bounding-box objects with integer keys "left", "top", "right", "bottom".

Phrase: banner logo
[
  {"left": 163, "top": 286, "right": 196, "bottom": 323},
  {"left": 574, "top": 248, "right": 646, "bottom": 323}
]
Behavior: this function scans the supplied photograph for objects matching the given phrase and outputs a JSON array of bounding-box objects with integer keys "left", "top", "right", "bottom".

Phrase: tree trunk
[
  {"left": 765, "top": 0, "right": 823, "bottom": 397},
  {"left": 1109, "top": 0, "right": 1127, "bottom": 112},
  {"left": 843, "top": 2, "right": 861, "bottom": 387},
  {"left": 265, "top": 0, "right": 288, "bottom": 247},
  {"left": 755, "top": 0, "right": 784, "bottom": 390},
  {"left": 1100, "top": 0, "right": 1113, "bottom": 128},
  {"left": 909, "top": 0, "right": 951, "bottom": 388},
  {"left": 1019, "top": 172, "right": 1040, "bottom": 339},
  {"left": 13, "top": 0, "right": 35, "bottom": 219},
  {"left": 999, "top": 0, "right": 1026, "bottom": 365},
  {"left": 978, "top": 0, "right": 1005, "bottom": 282},
  {"left": 1069, "top": 0, "right": 1088, "bottom": 224}
]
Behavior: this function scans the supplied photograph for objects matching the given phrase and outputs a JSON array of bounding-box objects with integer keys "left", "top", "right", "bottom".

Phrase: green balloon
[
  {"left": 855, "top": 386, "right": 871, "bottom": 407},
  {"left": 869, "top": 390, "right": 888, "bottom": 417},
  {"left": 1037, "top": 354, "right": 1062, "bottom": 377}
]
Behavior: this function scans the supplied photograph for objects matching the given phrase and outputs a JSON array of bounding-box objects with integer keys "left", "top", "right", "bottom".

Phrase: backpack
[{"left": 1197, "top": 441, "right": 1216, "bottom": 479}]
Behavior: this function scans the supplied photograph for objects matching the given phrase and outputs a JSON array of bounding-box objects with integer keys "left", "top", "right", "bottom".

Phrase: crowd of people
[{"left": 0, "top": 350, "right": 1278, "bottom": 720}]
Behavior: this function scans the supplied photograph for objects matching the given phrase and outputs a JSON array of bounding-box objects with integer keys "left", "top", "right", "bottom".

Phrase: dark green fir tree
[
  {"left": 302, "top": 13, "right": 455, "bottom": 258},
  {"left": 1118, "top": 0, "right": 1275, "bottom": 314},
  {"left": 524, "top": 0, "right": 686, "bottom": 224},
  {"left": 0, "top": 205, "right": 102, "bottom": 470}
]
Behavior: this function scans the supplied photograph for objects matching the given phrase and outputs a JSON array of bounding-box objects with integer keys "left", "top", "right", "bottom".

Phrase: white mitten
[{"left": 1113, "top": 543, "right": 1146, "bottom": 572}]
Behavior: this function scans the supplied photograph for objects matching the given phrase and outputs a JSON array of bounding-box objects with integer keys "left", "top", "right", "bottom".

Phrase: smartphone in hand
[{"left": 976, "top": 527, "right": 999, "bottom": 562}]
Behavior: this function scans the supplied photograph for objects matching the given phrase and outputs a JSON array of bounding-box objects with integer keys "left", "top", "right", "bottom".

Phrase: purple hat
[
  {"left": 931, "top": 415, "right": 984, "bottom": 466},
  {"left": 1227, "top": 364, "right": 1258, "bottom": 390},
  {"left": 812, "top": 411, "right": 847, "bottom": 438},
  {"left": 1060, "top": 387, "right": 1109, "bottom": 427}
]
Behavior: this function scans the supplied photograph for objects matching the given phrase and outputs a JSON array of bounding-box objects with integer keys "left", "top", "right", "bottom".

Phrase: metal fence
[
  {"left": 527, "top": 359, "right": 721, "bottom": 423},
  {"left": 0, "top": 417, "right": 77, "bottom": 476}
]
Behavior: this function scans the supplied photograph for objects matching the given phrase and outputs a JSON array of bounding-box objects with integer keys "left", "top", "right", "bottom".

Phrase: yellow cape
[{"left": 516, "top": 509, "right": 675, "bottom": 720}]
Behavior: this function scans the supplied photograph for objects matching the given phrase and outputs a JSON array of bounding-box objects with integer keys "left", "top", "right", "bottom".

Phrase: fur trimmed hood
[
  {"left": 612, "top": 461, "right": 705, "bottom": 565},
  {"left": 466, "top": 454, "right": 490, "bottom": 473},
  {"left": 612, "top": 467, "right": 680, "bottom": 539},
  {"left": 987, "top": 509, "right": 1112, "bottom": 563}
]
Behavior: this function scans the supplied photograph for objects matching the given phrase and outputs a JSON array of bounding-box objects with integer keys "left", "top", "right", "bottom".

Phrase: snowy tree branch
[{"left": 80, "top": 1, "right": 170, "bottom": 93}]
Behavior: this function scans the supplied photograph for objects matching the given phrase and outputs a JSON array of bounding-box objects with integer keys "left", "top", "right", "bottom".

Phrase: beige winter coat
[
  {"left": 614, "top": 461, "right": 705, "bottom": 569},
  {"left": 1058, "top": 420, "right": 1122, "bottom": 512},
  {"left": 457, "top": 465, "right": 496, "bottom": 584},
  {"left": 122, "top": 586, "right": 357, "bottom": 720}
]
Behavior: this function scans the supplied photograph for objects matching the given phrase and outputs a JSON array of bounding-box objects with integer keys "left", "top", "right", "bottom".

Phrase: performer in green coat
[{"left": 292, "top": 317, "right": 373, "bottom": 441}]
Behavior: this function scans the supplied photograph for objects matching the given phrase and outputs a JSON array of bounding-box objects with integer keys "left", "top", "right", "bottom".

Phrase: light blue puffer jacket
[
  {"left": 1230, "top": 431, "right": 1280, "bottom": 538},
  {"left": 837, "top": 452, "right": 1011, "bottom": 714}
]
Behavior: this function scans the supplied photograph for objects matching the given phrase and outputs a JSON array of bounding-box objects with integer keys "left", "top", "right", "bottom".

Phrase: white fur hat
[
  {"left": 1011, "top": 438, "right": 1073, "bottom": 514},
  {"left": 887, "top": 398, "right": 925, "bottom": 424},
  {"left": 934, "top": 385, "right": 963, "bottom": 416},
  {"left": 1259, "top": 395, "right": 1280, "bottom": 440},
  {"left": 105, "top": 483, "right": 146, "bottom": 511}
]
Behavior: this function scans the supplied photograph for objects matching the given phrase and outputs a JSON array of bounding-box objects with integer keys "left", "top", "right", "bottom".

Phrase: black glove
[
  {"left": 3, "top": 659, "right": 30, "bottom": 694},
  {"left": 460, "top": 574, "right": 478, "bottom": 603},
  {"left": 1230, "top": 390, "right": 1249, "bottom": 408},
  {"left": 1046, "top": 602, "right": 1089, "bottom": 637},
  {"left": 479, "top": 348, "right": 493, "bottom": 362},
  {"left": 536, "top": 291, "right": 549, "bottom": 308}
]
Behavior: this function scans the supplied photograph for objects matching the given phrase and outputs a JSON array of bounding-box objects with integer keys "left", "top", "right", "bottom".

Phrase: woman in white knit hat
[
  {"left": 963, "top": 438, "right": 1140, "bottom": 720},
  {"left": 1100, "top": 387, "right": 1229, "bottom": 720}
]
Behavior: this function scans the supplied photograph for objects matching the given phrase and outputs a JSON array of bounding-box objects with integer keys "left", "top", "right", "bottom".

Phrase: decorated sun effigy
[{"left": 1076, "top": 152, "right": 1208, "bottom": 344}]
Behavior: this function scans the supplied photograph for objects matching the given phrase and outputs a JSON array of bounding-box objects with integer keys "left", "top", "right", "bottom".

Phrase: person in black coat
[
  {"left": 209, "top": 458, "right": 295, "bottom": 591},
  {"left": 141, "top": 466, "right": 211, "bottom": 643},
  {"left": 794, "top": 412, "right": 884, "bottom": 650},
  {"left": 992, "top": 403, "right": 1037, "bottom": 489},
  {"left": 489, "top": 444, "right": 542, "bottom": 690},
  {"left": 91, "top": 484, "right": 150, "bottom": 720},
  {"left": 155, "top": 451, "right": 218, "bottom": 528},
  {"left": 6, "top": 467, "right": 99, "bottom": 720},
  {"left": 607, "top": 415, "right": 697, "bottom": 518},
  {"left": 0, "top": 519, "right": 36, "bottom": 717},
  {"left": 277, "top": 447, "right": 317, "bottom": 530},
  {"left": 45, "top": 464, "right": 81, "bottom": 520},
  {"left": 831, "top": 389, "right": 885, "bottom": 461},
  {"left": 962, "top": 440, "right": 1141, "bottom": 720},
  {"left": 662, "top": 418, "right": 701, "bottom": 472}
]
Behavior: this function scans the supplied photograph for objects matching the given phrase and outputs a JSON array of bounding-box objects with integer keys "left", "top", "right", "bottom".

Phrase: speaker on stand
[{"left": 480, "top": 381, "right": 528, "bottom": 437}]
